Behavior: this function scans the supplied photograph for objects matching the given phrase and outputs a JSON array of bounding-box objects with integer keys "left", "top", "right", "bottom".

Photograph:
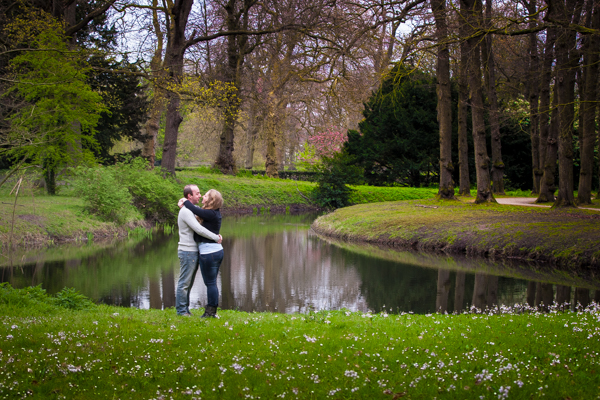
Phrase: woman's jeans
[
  {"left": 176, "top": 250, "right": 199, "bottom": 315},
  {"left": 199, "top": 250, "right": 224, "bottom": 308}
]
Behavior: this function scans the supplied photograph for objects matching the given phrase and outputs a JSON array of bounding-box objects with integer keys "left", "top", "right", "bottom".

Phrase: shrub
[
  {"left": 114, "top": 158, "right": 180, "bottom": 223},
  {"left": 312, "top": 153, "right": 363, "bottom": 209},
  {"left": 53, "top": 287, "right": 95, "bottom": 310},
  {"left": 72, "top": 165, "right": 137, "bottom": 224},
  {"left": 72, "top": 158, "right": 180, "bottom": 224}
]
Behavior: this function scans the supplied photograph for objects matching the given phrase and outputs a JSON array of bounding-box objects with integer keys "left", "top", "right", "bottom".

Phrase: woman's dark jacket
[{"left": 183, "top": 200, "right": 221, "bottom": 243}]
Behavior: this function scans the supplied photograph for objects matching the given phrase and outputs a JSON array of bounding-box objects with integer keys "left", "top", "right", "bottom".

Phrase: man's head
[{"left": 183, "top": 185, "right": 202, "bottom": 205}]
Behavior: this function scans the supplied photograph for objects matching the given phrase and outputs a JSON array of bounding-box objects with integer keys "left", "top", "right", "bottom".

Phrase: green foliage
[
  {"left": 115, "top": 158, "right": 180, "bottom": 223},
  {"left": 86, "top": 56, "right": 150, "bottom": 162},
  {"left": 235, "top": 169, "right": 254, "bottom": 178},
  {"left": 4, "top": 27, "right": 106, "bottom": 194},
  {"left": 53, "top": 287, "right": 95, "bottom": 310},
  {"left": 72, "top": 164, "right": 136, "bottom": 224},
  {"left": 313, "top": 153, "right": 363, "bottom": 209},
  {"left": 72, "top": 158, "right": 179, "bottom": 224},
  {"left": 345, "top": 64, "right": 440, "bottom": 187}
]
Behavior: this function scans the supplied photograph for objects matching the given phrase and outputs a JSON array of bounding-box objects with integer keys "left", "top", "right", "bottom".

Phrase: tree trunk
[
  {"left": 142, "top": 0, "right": 166, "bottom": 169},
  {"left": 461, "top": 0, "right": 495, "bottom": 203},
  {"left": 483, "top": 0, "right": 504, "bottom": 195},
  {"left": 215, "top": 0, "right": 250, "bottom": 174},
  {"left": 472, "top": 273, "right": 487, "bottom": 310},
  {"left": 536, "top": 27, "right": 556, "bottom": 201},
  {"left": 556, "top": 285, "right": 571, "bottom": 310},
  {"left": 537, "top": 94, "right": 559, "bottom": 202},
  {"left": 244, "top": 101, "right": 260, "bottom": 169},
  {"left": 454, "top": 271, "right": 466, "bottom": 313},
  {"left": 526, "top": 281, "right": 536, "bottom": 307},
  {"left": 574, "top": 287, "right": 590, "bottom": 309},
  {"left": 160, "top": 0, "right": 194, "bottom": 174},
  {"left": 432, "top": 0, "right": 455, "bottom": 199},
  {"left": 552, "top": 0, "right": 584, "bottom": 207},
  {"left": 486, "top": 275, "right": 498, "bottom": 309},
  {"left": 526, "top": 0, "right": 541, "bottom": 193},
  {"left": 457, "top": 26, "right": 471, "bottom": 196},
  {"left": 577, "top": 0, "right": 600, "bottom": 204},
  {"left": 435, "top": 269, "right": 451, "bottom": 313}
]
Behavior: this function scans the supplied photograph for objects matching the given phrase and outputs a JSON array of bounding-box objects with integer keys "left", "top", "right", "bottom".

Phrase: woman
[{"left": 178, "top": 189, "right": 224, "bottom": 318}]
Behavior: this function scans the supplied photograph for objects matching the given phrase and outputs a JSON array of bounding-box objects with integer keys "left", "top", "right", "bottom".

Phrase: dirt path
[{"left": 496, "top": 197, "right": 600, "bottom": 211}]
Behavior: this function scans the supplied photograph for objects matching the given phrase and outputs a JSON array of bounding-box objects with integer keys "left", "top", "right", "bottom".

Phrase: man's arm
[{"left": 181, "top": 209, "right": 221, "bottom": 243}]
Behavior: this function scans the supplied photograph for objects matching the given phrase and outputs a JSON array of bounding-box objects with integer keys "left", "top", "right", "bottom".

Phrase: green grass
[
  {"left": 1, "top": 284, "right": 599, "bottom": 399},
  {"left": 312, "top": 198, "right": 600, "bottom": 269},
  {"left": 0, "top": 168, "right": 437, "bottom": 249}
]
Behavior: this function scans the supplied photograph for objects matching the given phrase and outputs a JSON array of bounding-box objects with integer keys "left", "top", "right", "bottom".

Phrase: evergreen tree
[{"left": 345, "top": 65, "right": 439, "bottom": 187}]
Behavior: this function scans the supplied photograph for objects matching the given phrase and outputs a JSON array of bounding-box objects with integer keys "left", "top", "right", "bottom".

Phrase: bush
[
  {"left": 313, "top": 153, "right": 363, "bottom": 209},
  {"left": 114, "top": 158, "right": 180, "bottom": 223},
  {"left": 54, "top": 287, "right": 95, "bottom": 310},
  {"left": 72, "top": 165, "right": 137, "bottom": 224},
  {"left": 72, "top": 158, "right": 180, "bottom": 224}
]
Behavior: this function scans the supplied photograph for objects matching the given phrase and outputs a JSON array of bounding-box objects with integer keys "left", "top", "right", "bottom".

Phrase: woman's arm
[
  {"left": 181, "top": 209, "right": 222, "bottom": 243},
  {"left": 182, "top": 200, "right": 215, "bottom": 220}
]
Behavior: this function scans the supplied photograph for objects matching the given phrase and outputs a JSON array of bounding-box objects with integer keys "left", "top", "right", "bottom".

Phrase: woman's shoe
[{"left": 201, "top": 305, "right": 217, "bottom": 318}]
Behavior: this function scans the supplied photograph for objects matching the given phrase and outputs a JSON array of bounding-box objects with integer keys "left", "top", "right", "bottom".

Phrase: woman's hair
[{"left": 203, "top": 189, "right": 223, "bottom": 210}]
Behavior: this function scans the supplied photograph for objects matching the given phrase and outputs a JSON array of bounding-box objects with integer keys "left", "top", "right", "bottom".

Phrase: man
[{"left": 176, "top": 184, "right": 222, "bottom": 316}]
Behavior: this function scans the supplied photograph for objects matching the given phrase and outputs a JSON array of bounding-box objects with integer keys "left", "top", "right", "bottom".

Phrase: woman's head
[{"left": 202, "top": 189, "right": 223, "bottom": 210}]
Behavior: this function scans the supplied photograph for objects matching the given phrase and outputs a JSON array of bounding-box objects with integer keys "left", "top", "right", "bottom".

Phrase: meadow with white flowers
[{"left": 1, "top": 284, "right": 599, "bottom": 399}]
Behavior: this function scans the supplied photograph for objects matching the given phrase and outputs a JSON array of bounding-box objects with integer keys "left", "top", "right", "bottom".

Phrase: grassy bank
[
  {"left": 0, "top": 167, "right": 436, "bottom": 249},
  {"left": 1, "top": 285, "right": 599, "bottom": 400},
  {"left": 312, "top": 198, "right": 600, "bottom": 270}
]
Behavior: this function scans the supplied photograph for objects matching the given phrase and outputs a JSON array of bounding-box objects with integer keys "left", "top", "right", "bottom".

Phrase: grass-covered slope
[
  {"left": 1, "top": 284, "right": 599, "bottom": 400},
  {"left": 312, "top": 198, "right": 600, "bottom": 269},
  {"left": 0, "top": 166, "right": 437, "bottom": 249}
]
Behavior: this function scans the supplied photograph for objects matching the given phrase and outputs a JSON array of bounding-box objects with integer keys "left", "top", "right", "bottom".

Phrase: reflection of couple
[{"left": 176, "top": 184, "right": 224, "bottom": 318}]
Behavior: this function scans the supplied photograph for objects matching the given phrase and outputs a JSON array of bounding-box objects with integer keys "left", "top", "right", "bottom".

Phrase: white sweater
[{"left": 177, "top": 207, "right": 220, "bottom": 252}]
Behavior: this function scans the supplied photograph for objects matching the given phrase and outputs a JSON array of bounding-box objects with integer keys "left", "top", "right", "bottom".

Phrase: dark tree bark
[
  {"left": 526, "top": 0, "right": 542, "bottom": 193},
  {"left": 142, "top": 0, "right": 166, "bottom": 169},
  {"left": 537, "top": 90, "right": 560, "bottom": 202},
  {"left": 435, "top": 269, "right": 451, "bottom": 313},
  {"left": 486, "top": 275, "right": 498, "bottom": 309},
  {"left": 454, "top": 271, "right": 466, "bottom": 313},
  {"left": 161, "top": 0, "right": 194, "bottom": 174},
  {"left": 472, "top": 273, "right": 487, "bottom": 309},
  {"left": 536, "top": 27, "right": 557, "bottom": 202},
  {"left": 551, "top": 0, "right": 584, "bottom": 207},
  {"left": 574, "top": 287, "right": 590, "bottom": 308},
  {"left": 577, "top": 0, "right": 600, "bottom": 204},
  {"left": 535, "top": 282, "right": 554, "bottom": 311},
  {"left": 214, "top": 0, "right": 253, "bottom": 174},
  {"left": 526, "top": 281, "right": 536, "bottom": 307},
  {"left": 482, "top": 0, "right": 504, "bottom": 194},
  {"left": 432, "top": 0, "right": 455, "bottom": 199},
  {"left": 556, "top": 285, "right": 571, "bottom": 310},
  {"left": 460, "top": 0, "right": 495, "bottom": 203},
  {"left": 457, "top": 25, "right": 471, "bottom": 196},
  {"left": 244, "top": 100, "right": 261, "bottom": 169}
]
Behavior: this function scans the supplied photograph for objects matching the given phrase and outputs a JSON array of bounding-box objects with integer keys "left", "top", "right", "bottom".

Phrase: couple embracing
[{"left": 176, "top": 184, "right": 224, "bottom": 318}]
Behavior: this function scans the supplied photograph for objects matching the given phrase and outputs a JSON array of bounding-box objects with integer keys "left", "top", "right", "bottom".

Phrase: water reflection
[{"left": 1, "top": 213, "right": 599, "bottom": 314}]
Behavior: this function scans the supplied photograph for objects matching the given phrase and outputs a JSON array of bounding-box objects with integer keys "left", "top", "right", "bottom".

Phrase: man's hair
[
  {"left": 203, "top": 189, "right": 223, "bottom": 210},
  {"left": 183, "top": 184, "right": 197, "bottom": 199}
]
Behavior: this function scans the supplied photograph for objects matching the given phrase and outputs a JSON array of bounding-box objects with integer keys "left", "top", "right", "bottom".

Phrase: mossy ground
[{"left": 312, "top": 198, "right": 600, "bottom": 270}]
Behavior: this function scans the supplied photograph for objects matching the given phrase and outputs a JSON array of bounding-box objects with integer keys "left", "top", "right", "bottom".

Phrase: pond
[{"left": 2, "top": 213, "right": 599, "bottom": 314}]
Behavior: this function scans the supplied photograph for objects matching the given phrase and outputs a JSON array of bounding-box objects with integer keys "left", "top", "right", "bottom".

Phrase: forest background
[{"left": 1, "top": 0, "right": 599, "bottom": 210}]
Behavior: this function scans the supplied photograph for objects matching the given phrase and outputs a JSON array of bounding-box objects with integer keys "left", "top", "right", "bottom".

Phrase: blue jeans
[
  {"left": 176, "top": 250, "right": 199, "bottom": 315},
  {"left": 199, "top": 250, "right": 224, "bottom": 308}
]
